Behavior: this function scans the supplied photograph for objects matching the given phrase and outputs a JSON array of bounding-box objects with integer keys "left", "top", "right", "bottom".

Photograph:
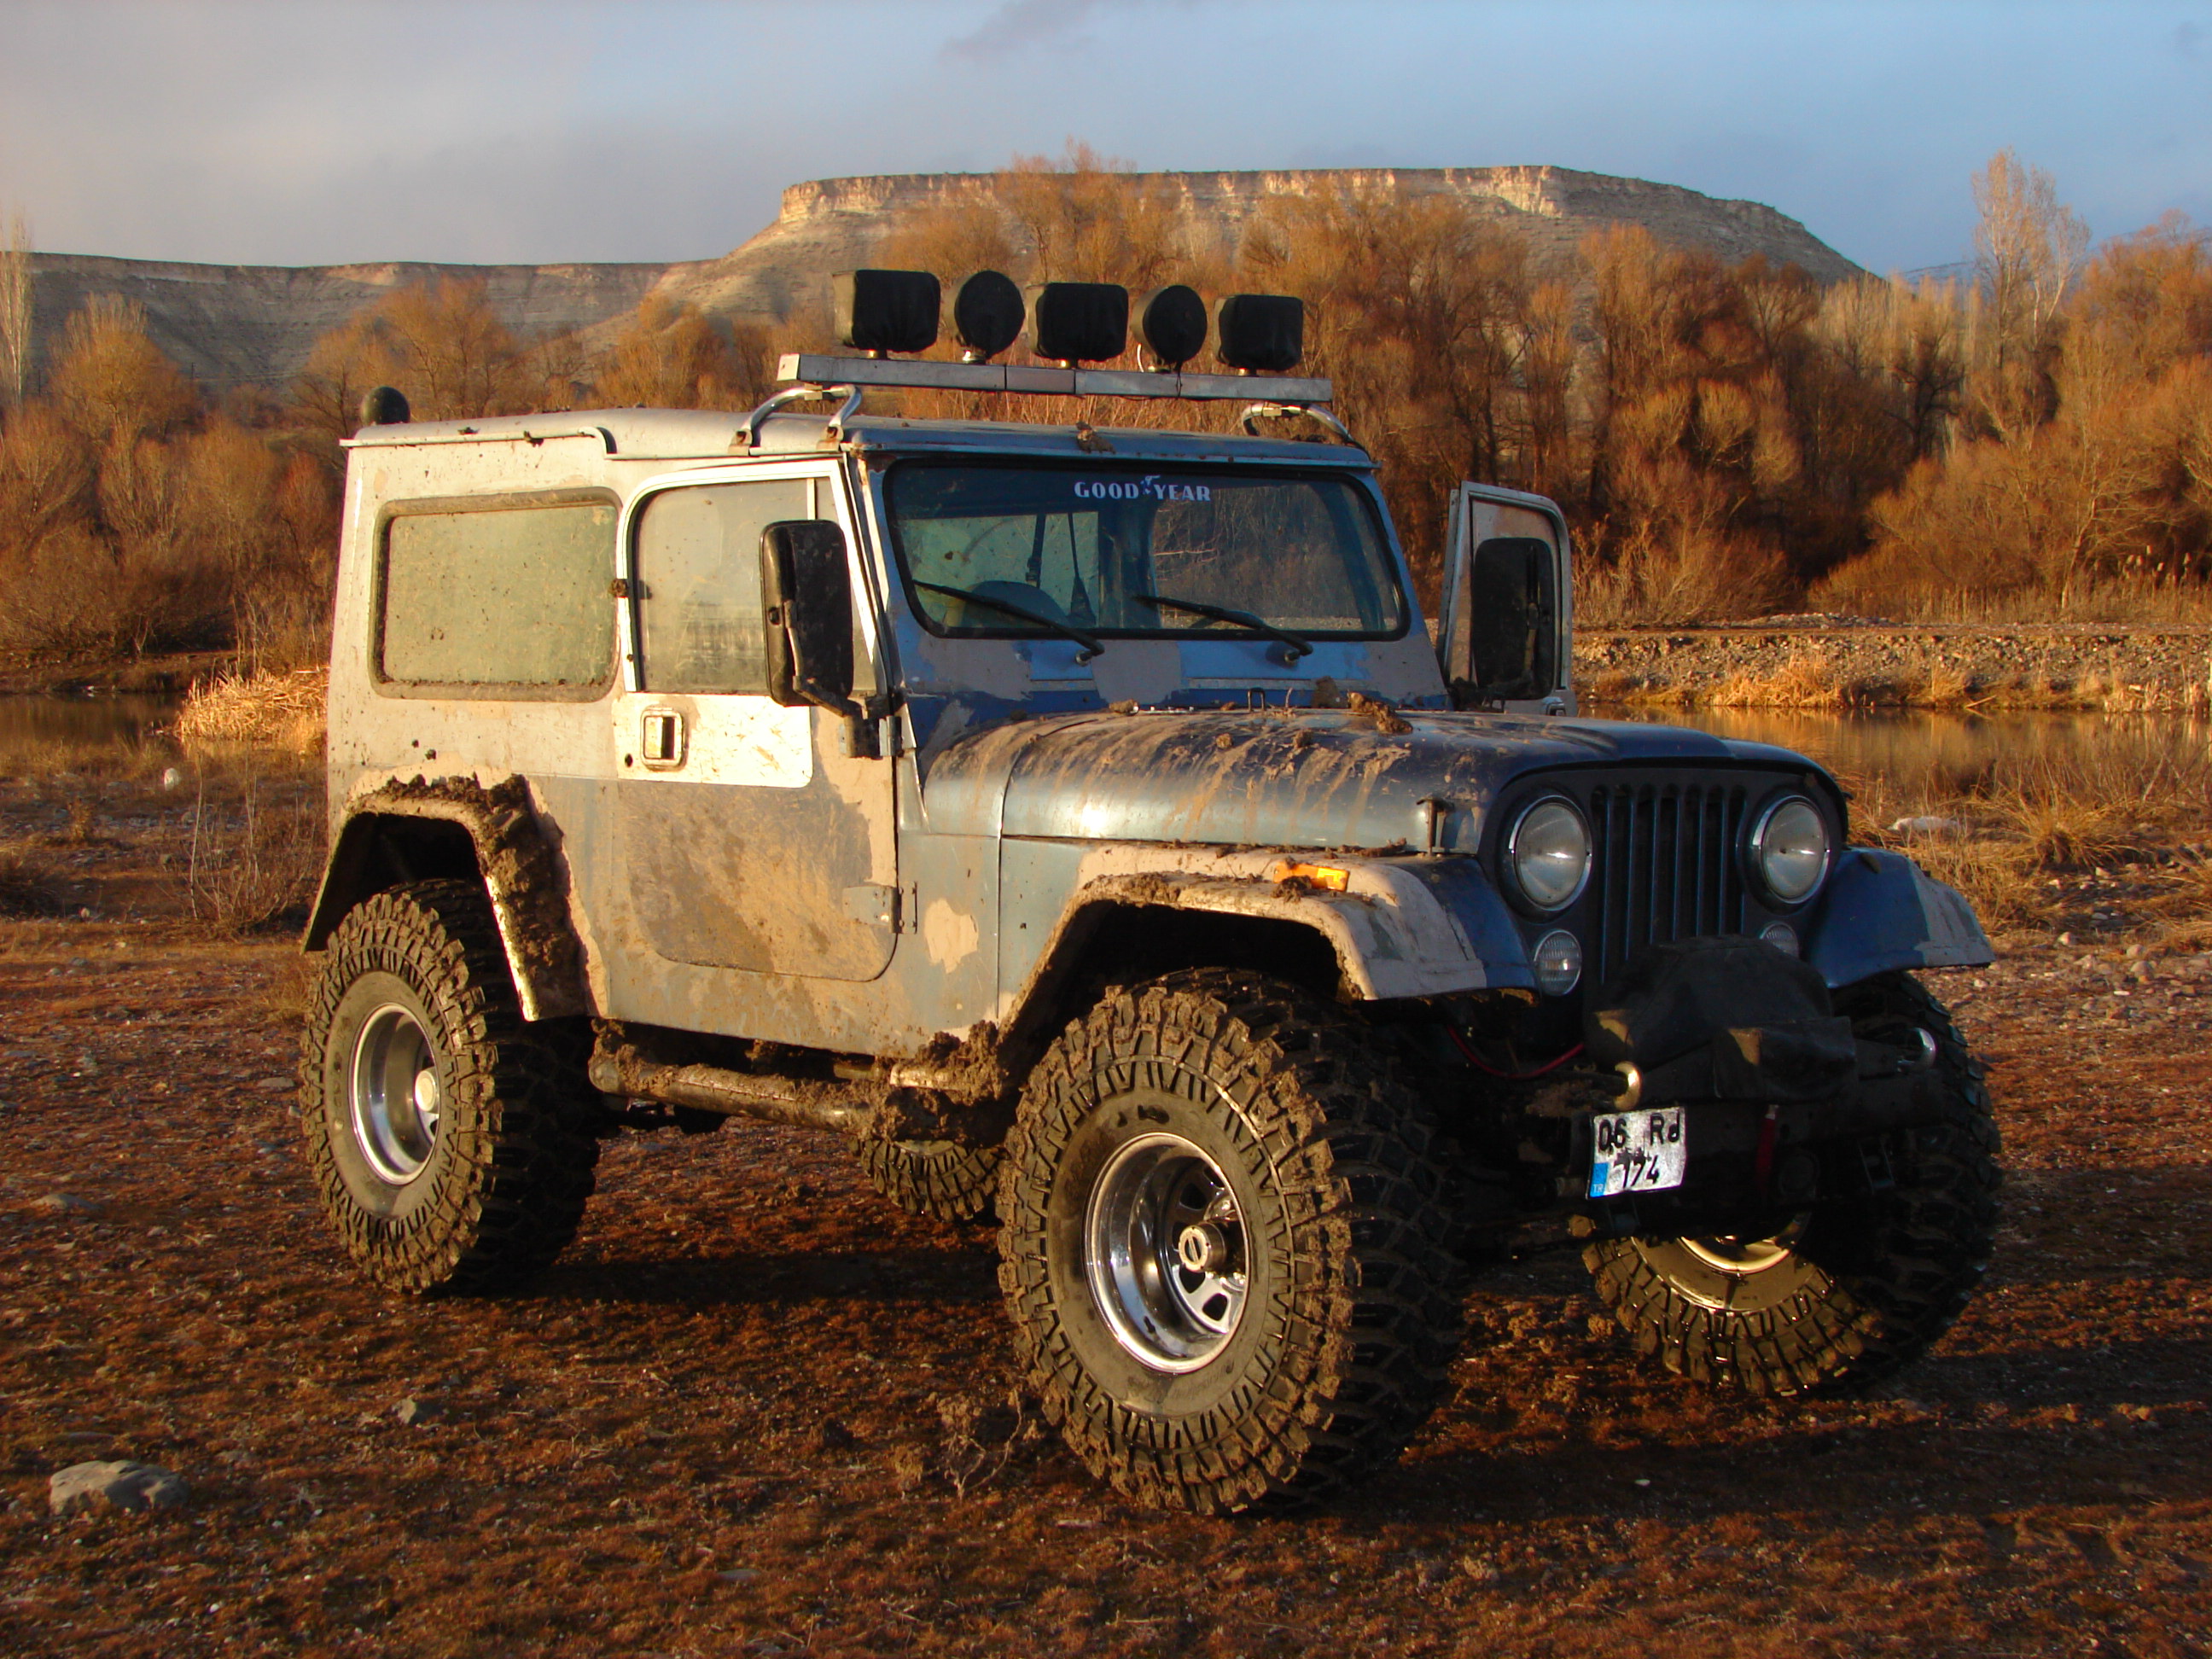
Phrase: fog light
[
  {"left": 1759, "top": 921, "right": 1800, "bottom": 958},
  {"left": 1532, "top": 929, "right": 1582, "bottom": 996}
]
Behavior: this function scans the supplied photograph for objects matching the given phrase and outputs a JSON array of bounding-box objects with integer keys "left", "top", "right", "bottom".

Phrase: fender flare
[
  {"left": 304, "top": 774, "right": 589, "bottom": 1022},
  {"left": 1802, "top": 846, "right": 1994, "bottom": 988},
  {"left": 1002, "top": 847, "right": 1536, "bottom": 1036}
]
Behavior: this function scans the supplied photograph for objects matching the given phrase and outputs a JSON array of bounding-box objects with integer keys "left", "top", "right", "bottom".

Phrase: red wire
[{"left": 1447, "top": 1026, "right": 1585, "bottom": 1080}]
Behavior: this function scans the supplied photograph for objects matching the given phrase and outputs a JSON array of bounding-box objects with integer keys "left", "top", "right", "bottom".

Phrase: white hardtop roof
[{"left": 343, "top": 406, "right": 1371, "bottom": 469}]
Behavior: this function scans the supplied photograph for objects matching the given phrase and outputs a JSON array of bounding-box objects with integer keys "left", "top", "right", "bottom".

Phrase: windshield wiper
[
  {"left": 1132, "top": 592, "right": 1313, "bottom": 661},
  {"left": 914, "top": 581, "right": 1105, "bottom": 662}
]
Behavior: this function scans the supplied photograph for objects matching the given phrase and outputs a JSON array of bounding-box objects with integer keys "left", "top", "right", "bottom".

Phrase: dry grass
[
  {"left": 1842, "top": 738, "right": 2212, "bottom": 937},
  {"left": 175, "top": 667, "right": 327, "bottom": 754}
]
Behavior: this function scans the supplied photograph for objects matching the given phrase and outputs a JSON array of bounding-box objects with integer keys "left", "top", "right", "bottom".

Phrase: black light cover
[
  {"left": 1027, "top": 282, "right": 1129, "bottom": 364},
  {"left": 952, "top": 270, "right": 1025, "bottom": 360},
  {"left": 359, "top": 385, "right": 410, "bottom": 427},
  {"left": 833, "top": 270, "right": 941, "bottom": 355},
  {"left": 1214, "top": 294, "right": 1305, "bottom": 373},
  {"left": 1133, "top": 284, "right": 1208, "bottom": 367}
]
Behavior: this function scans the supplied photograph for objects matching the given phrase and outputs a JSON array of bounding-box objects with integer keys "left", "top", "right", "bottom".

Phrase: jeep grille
[{"left": 1588, "top": 780, "right": 1751, "bottom": 982}]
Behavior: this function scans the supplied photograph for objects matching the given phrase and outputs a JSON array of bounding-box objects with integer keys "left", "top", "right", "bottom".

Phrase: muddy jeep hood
[{"left": 921, "top": 707, "right": 1818, "bottom": 851}]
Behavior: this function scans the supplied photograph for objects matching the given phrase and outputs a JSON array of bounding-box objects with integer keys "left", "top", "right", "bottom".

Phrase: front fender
[{"left": 1802, "top": 847, "right": 1994, "bottom": 988}]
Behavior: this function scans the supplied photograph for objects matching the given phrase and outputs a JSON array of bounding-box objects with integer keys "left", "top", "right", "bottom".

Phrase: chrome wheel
[
  {"left": 1663, "top": 1216, "right": 1812, "bottom": 1310},
  {"left": 348, "top": 1003, "right": 441, "bottom": 1185},
  {"left": 1084, "top": 1132, "right": 1248, "bottom": 1373}
]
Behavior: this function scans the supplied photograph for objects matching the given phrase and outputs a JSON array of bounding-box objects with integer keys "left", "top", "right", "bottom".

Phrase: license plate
[{"left": 1588, "top": 1107, "right": 1687, "bottom": 1197}]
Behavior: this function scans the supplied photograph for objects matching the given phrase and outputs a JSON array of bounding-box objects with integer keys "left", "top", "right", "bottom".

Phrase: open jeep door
[{"left": 1437, "top": 481, "right": 1574, "bottom": 714}]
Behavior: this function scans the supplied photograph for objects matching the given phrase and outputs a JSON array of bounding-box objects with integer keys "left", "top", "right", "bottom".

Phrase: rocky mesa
[{"left": 15, "top": 166, "right": 1860, "bottom": 393}]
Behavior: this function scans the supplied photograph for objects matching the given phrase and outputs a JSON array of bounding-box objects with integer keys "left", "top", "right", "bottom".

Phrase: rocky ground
[
  {"left": 1579, "top": 622, "right": 2212, "bottom": 713},
  {"left": 0, "top": 771, "right": 2208, "bottom": 1657}
]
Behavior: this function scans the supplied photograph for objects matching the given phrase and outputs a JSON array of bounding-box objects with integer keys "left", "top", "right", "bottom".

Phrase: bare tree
[
  {"left": 1970, "top": 149, "right": 2090, "bottom": 434},
  {"left": 0, "top": 212, "right": 32, "bottom": 406}
]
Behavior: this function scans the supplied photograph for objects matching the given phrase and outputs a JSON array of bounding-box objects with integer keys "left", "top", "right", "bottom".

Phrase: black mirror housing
[{"left": 760, "top": 520, "right": 858, "bottom": 715}]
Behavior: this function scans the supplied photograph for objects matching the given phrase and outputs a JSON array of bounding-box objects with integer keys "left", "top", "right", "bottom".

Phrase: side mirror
[
  {"left": 760, "top": 520, "right": 858, "bottom": 716},
  {"left": 1455, "top": 536, "right": 1554, "bottom": 704}
]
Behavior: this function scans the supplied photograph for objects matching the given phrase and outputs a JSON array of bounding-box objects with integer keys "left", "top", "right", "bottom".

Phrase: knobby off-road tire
[
  {"left": 856, "top": 1137, "right": 1002, "bottom": 1223},
  {"left": 1585, "top": 970, "right": 2000, "bottom": 1396},
  {"left": 299, "top": 879, "right": 601, "bottom": 1295},
  {"left": 998, "top": 969, "right": 1466, "bottom": 1514}
]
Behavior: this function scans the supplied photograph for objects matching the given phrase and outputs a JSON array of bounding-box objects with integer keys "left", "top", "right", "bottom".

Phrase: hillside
[{"left": 15, "top": 166, "right": 1860, "bottom": 392}]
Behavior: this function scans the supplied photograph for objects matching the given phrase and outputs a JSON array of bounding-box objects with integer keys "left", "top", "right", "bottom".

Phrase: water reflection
[
  {"left": 0, "top": 694, "right": 181, "bottom": 755},
  {"left": 1589, "top": 703, "right": 2207, "bottom": 799}
]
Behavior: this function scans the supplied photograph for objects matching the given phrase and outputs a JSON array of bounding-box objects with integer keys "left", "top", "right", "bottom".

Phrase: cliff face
[
  {"left": 641, "top": 165, "right": 1859, "bottom": 329},
  {"left": 17, "top": 256, "right": 669, "bottom": 393},
  {"left": 15, "top": 167, "right": 1858, "bottom": 392}
]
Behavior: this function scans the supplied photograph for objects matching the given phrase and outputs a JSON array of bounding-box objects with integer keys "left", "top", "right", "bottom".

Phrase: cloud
[{"left": 941, "top": 0, "right": 1101, "bottom": 61}]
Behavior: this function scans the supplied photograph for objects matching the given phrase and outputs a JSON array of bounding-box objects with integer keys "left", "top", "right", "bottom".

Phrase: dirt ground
[{"left": 2, "top": 769, "right": 2209, "bottom": 1657}]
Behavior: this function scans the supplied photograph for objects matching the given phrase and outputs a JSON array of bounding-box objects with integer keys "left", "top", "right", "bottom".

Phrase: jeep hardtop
[{"left": 299, "top": 274, "right": 2000, "bottom": 1513}]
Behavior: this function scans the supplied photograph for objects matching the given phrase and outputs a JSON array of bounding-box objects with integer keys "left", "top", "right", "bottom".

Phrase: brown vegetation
[{"left": 2, "top": 148, "right": 2205, "bottom": 666}]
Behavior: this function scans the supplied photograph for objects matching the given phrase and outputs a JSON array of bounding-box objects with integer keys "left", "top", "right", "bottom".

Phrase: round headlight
[
  {"left": 1506, "top": 796, "right": 1592, "bottom": 912},
  {"left": 1753, "top": 796, "right": 1831, "bottom": 905},
  {"left": 1531, "top": 929, "right": 1583, "bottom": 996}
]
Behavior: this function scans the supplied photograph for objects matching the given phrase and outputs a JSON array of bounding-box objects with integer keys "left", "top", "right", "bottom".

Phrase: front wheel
[
  {"left": 298, "top": 880, "right": 601, "bottom": 1295},
  {"left": 998, "top": 970, "right": 1465, "bottom": 1513},
  {"left": 1584, "top": 970, "right": 2000, "bottom": 1394}
]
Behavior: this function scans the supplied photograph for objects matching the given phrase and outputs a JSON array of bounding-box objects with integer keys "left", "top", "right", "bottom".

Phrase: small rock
[
  {"left": 160, "top": 767, "right": 183, "bottom": 791},
  {"left": 393, "top": 1397, "right": 445, "bottom": 1427},
  {"left": 253, "top": 1076, "right": 294, "bottom": 1093},
  {"left": 49, "top": 1460, "right": 189, "bottom": 1516},
  {"left": 32, "top": 1194, "right": 100, "bottom": 1216},
  {"left": 2058, "top": 931, "right": 2075, "bottom": 946},
  {"left": 1889, "top": 815, "right": 1964, "bottom": 835},
  {"left": 716, "top": 1568, "right": 761, "bottom": 1586}
]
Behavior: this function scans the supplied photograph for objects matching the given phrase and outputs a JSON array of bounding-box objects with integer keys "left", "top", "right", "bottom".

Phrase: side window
[
  {"left": 632, "top": 480, "right": 812, "bottom": 694},
  {"left": 379, "top": 498, "right": 615, "bottom": 692}
]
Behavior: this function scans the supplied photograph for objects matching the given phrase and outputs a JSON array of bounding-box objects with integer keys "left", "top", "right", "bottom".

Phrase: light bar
[{"left": 776, "top": 353, "right": 1333, "bottom": 405}]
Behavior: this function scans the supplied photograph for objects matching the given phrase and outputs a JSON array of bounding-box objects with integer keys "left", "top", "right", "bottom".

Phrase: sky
[{"left": 1, "top": 0, "right": 2206, "bottom": 275}]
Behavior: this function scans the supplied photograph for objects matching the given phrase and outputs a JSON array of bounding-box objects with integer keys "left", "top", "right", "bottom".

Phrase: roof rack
[{"left": 775, "top": 353, "right": 1333, "bottom": 406}]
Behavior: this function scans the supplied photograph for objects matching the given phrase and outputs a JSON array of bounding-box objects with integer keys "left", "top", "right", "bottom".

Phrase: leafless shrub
[{"left": 176, "top": 774, "right": 322, "bottom": 937}]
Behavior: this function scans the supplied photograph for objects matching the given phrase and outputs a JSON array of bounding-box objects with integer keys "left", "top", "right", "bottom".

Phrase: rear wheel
[
  {"left": 998, "top": 969, "right": 1464, "bottom": 1513},
  {"left": 299, "top": 880, "right": 601, "bottom": 1295},
  {"left": 856, "top": 1136, "right": 1001, "bottom": 1223},
  {"left": 1585, "top": 971, "right": 2000, "bottom": 1394}
]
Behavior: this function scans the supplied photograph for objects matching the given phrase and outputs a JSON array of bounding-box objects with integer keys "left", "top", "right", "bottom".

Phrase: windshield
[{"left": 886, "top": 462, "right": 1406, "bottom": 643}]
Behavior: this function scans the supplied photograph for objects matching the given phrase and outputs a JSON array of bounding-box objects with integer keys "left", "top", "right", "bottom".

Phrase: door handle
[{"left": 640, "top": 707, "right": 686, "bottom": 769}]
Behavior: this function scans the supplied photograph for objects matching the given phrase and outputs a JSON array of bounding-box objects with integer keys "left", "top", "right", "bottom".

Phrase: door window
[{"left": 632, "top": 480, "right": 811, "bottom": 693}]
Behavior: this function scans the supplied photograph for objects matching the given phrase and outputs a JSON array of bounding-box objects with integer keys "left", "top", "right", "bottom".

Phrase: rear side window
[{"left": 378, "top": 498, "right": 616, "bottom": 692}]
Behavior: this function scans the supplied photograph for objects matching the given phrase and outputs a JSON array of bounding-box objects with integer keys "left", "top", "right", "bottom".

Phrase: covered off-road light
[
  {"left": 952, "top": 270, "right": 1025, "bottom": 362},
  {"left": 1505, "top": 795, "right": 1592, "bottom": 912},
  {"left": 1027, "top": 282, "right": 1129, "bottom": 364},
  {"left": 1214, "top": 294, "right": 1305, "bottom": 373},
  {"left": 1134, "top": 284, "right": 1208, "bottom": 368},
  {"left": 1750, "top": 796, "right": 1831, "bottom": 905},
  {"left": 833, "top": 269, "right": 941, "bottom": 356}
]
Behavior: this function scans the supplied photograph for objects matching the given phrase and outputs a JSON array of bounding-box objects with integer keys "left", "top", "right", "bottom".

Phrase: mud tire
[
  {"left": 1584, "top": 970, "right": 2000, "bottom": 1396},
  {"left": 857, "top": 1137, "right": 1003, "bottom": 1223},
  {"left": 299, "top": 880, "right": 601, "bottom": 1295},
  {"left": 998, "top": 969, "right": 1465, "bottom": 1514}
]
